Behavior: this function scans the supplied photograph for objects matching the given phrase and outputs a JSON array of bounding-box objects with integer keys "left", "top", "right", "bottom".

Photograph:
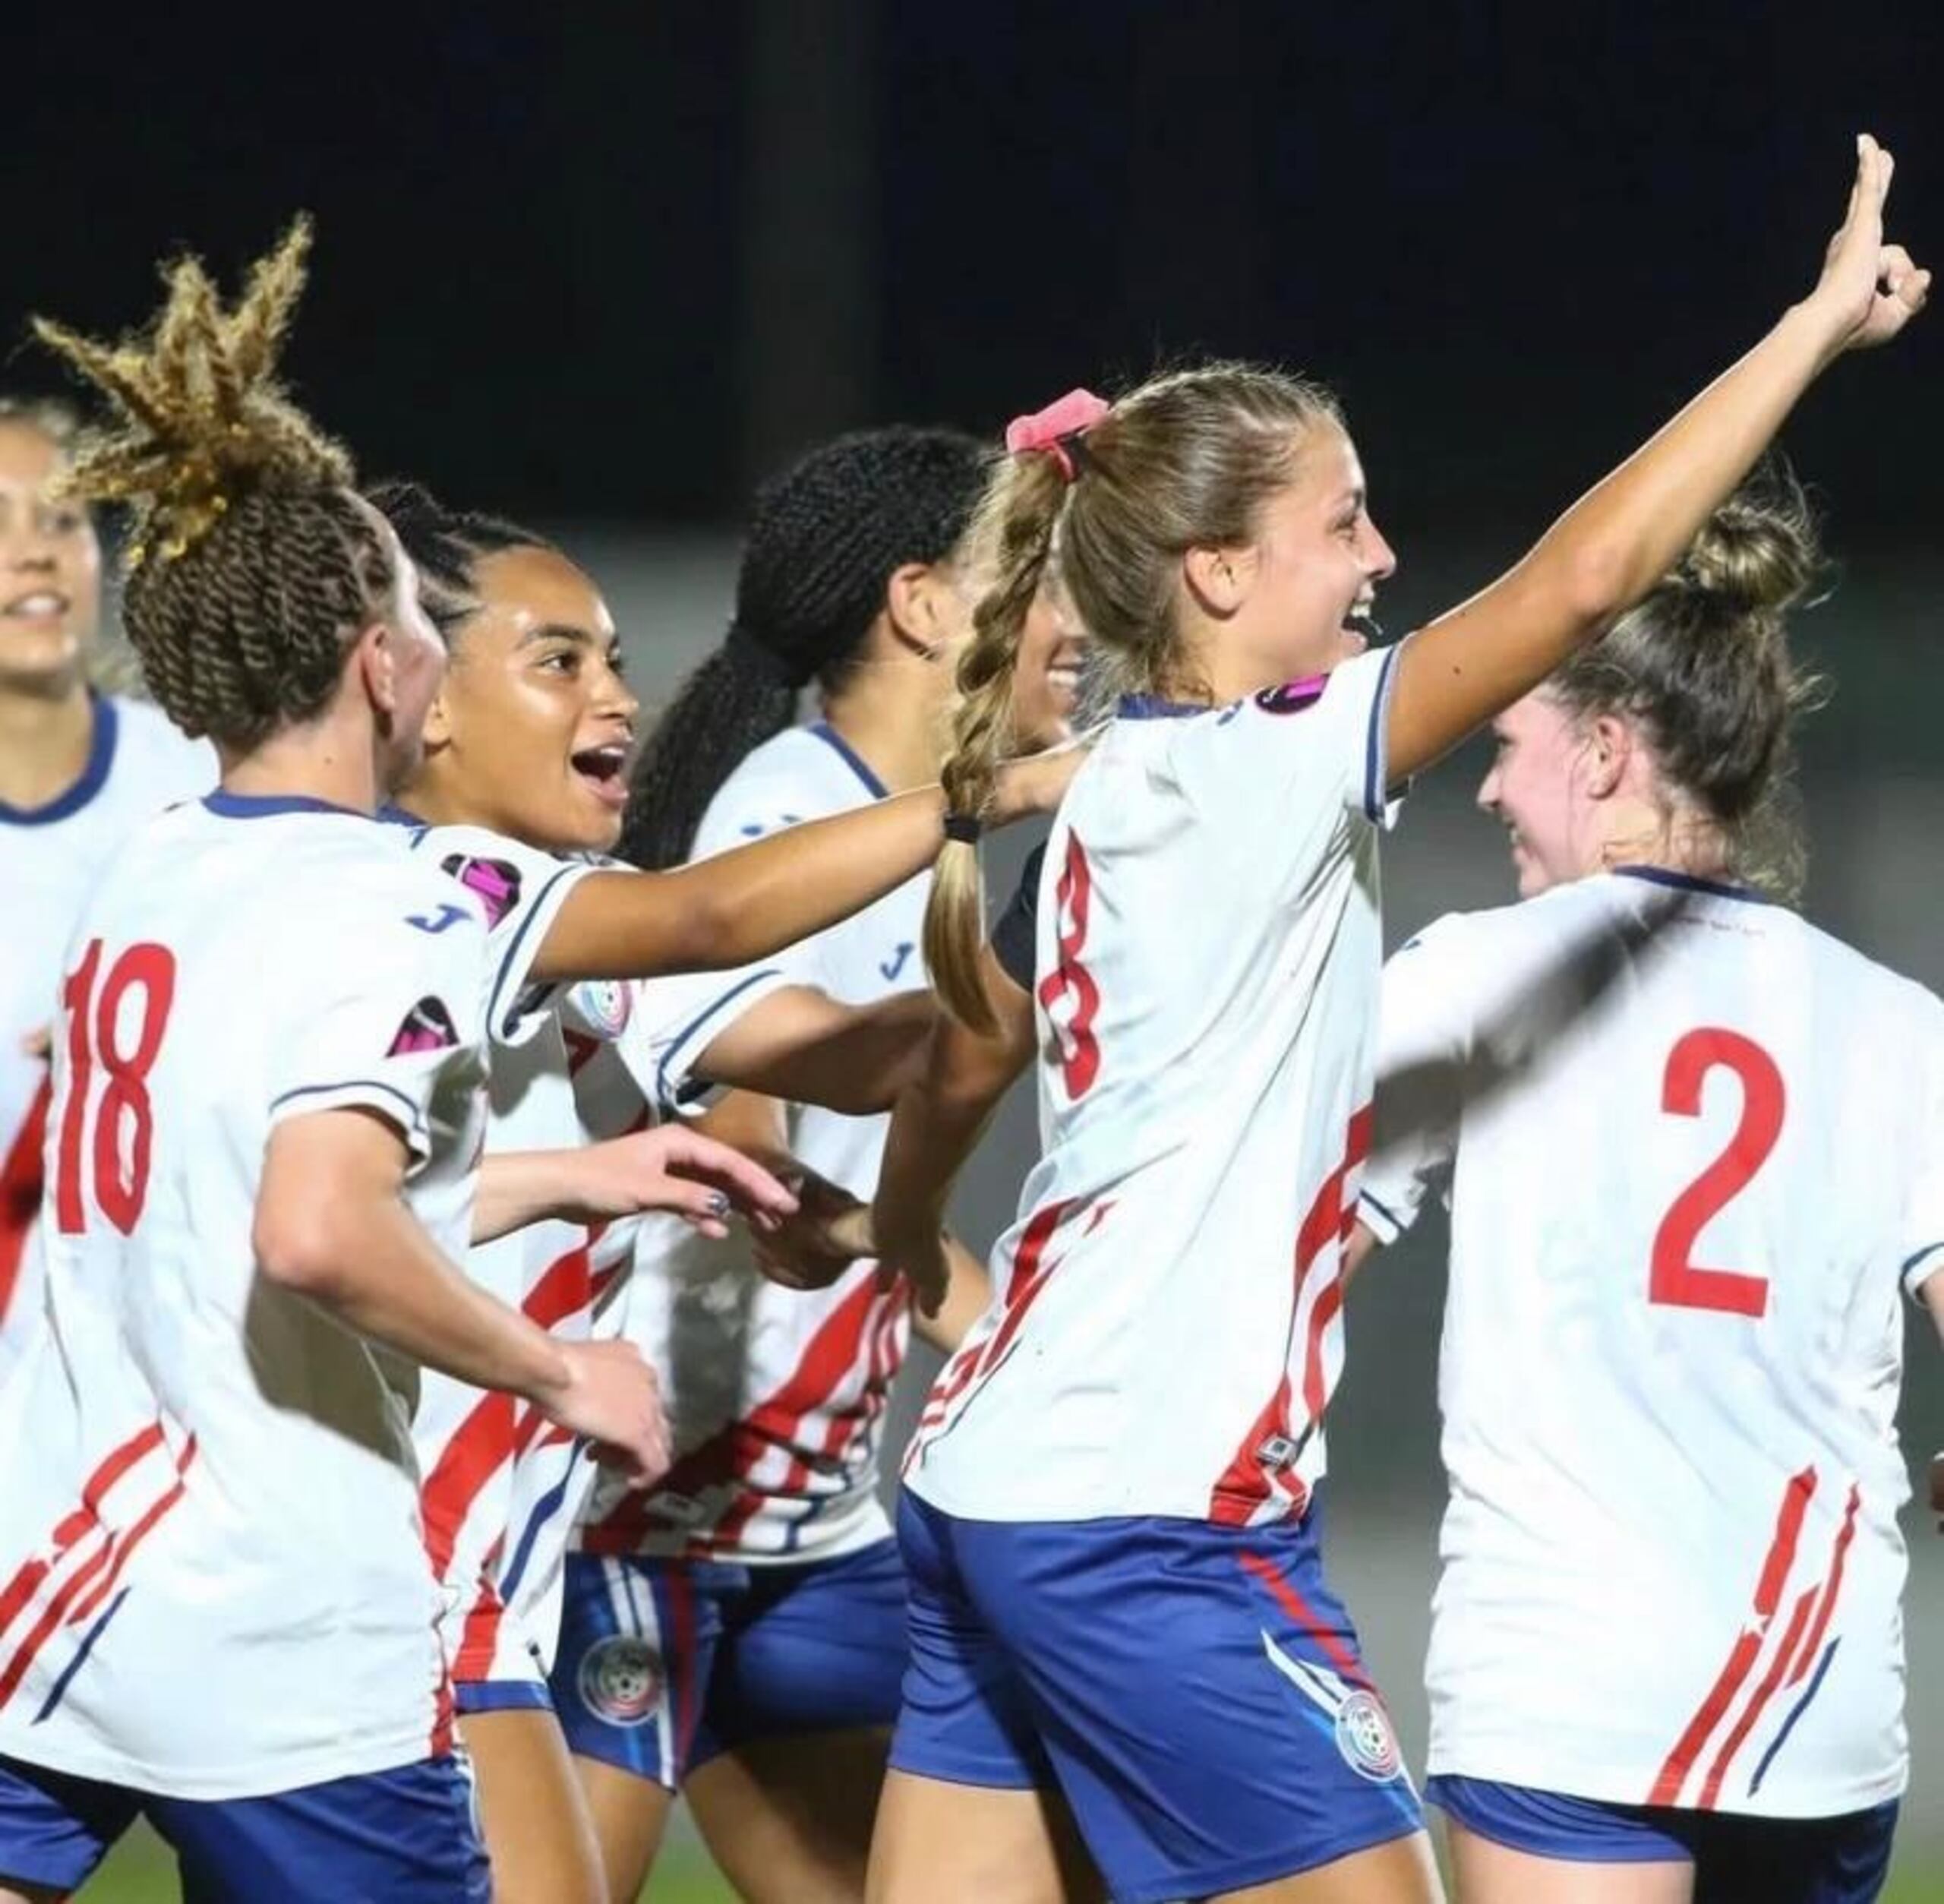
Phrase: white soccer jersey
[
  {"left": 904, "top": 648, "right": 1401, "bottom": 1525},
  {"left": 0, "top": 696, "right": 212, "bottom": 1372},
  {"left": 392, "top": 820, "right": 602, "bottom": 1691},
  {"left": 1359, "top": 868, "right": 1944, "bottom": 1818},
  {"left": 576, "top": 723, "right": 929, "bottom": 1565},
  {"left": 399, "top": 825, "right": 791, "bottom": 1681},
  {"left": 0, "top": 793, "right": 487, "bottom": 1798}
]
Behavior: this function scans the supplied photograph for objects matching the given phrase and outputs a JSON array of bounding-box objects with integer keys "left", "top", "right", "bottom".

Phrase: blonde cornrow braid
[{"left": 31, "top": 218, "right": 394, "bottom": 751}]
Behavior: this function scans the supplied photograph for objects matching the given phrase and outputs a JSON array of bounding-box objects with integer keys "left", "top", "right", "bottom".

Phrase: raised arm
[
  {"left": 1386, "top": 135, "right": 1927, "bottom": 787},
  {"left": 532, "top": 749, "right": 1081, "bottom": 986}
]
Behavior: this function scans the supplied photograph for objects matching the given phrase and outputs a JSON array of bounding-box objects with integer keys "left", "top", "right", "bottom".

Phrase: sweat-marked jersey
[
  {"left": 0, "top": 792, "right": 487, "bottom": 1798},
  {"left": 904, "top": 647, "right": 1401, "bottom": 1526},
  {"left": 1359, "top": 869, "right": 1944, "bottom": 1817},
  {"left": 0, "top": 696, "right": 212, "bottom": 1374},
  {"left": 576, "top": 724, "right": 929, "bottom": 1565}
]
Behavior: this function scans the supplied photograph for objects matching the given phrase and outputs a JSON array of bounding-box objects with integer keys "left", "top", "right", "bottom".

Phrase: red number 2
[
  {"left": 1649, "top": 1028, "right": 1783, "bottom": 1319},
  {"left": 1036, "top": 833, "right": 1102, "bottom": 1100},
  {"left": 55, "top": 939, "right": 177, "bottom": 1236}
]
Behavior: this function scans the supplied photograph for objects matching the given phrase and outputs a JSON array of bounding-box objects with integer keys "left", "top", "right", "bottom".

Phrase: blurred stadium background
[{"left": 15, "top": 3, "right": 1937, "bottom": 1896}]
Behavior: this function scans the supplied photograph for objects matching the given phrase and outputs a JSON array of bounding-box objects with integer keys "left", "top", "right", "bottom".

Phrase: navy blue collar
[
  {"left": 377, "top": 801, "right": 426, "bottom": 830},
  {"left": 1116, "top": 694, "right": 1205, "bottom": 721},
  {"left": 809, "top": 721, "right": 889, "bottom": 800},
  {"left": 1611, "top": 864, "right": 1772, "bottom": 906},
  {"left": 202, "top": 789, "right": 368, "bottom": 822},
  {"left": 0, "top": 690, "right": 118, "bottom": 827}
]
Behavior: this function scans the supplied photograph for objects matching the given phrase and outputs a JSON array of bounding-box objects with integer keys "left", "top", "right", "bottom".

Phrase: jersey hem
[
  {"left": 1424, "top": 1745, "right": 1908, "bottom": 1821},
  {"left": 0, "top": 1720, "right": 445, "bottom": 1803}
]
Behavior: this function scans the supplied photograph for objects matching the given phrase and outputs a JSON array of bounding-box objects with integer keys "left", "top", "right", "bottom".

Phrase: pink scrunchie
[{"left": 1004, "top": 388, "right": 1111, "bottom": 482}]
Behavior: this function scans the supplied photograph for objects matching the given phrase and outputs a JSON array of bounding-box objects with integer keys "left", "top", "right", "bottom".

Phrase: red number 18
[{"left": 55, "top": 940, "right": 177, "bottom": 1236}]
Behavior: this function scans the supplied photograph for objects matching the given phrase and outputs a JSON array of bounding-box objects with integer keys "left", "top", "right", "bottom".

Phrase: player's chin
[
  {"left": 0, "top": 624, "right": 84, "bottom": 686},
  {"left": 561, "top": 777, "right": 626, "bottom": 853}
]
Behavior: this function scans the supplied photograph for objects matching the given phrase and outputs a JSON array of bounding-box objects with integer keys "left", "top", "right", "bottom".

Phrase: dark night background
[{"left": 15, "top": 6, "right": 1944, "bottom": 1887}]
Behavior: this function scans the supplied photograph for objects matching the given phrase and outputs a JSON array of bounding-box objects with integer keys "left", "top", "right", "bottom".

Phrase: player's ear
[
  {"left": 885, "top": 560, "right": 955, "bottom": 662},
  {"left": 1182, "top": 543, "right": 1254, "bottom": 618},
  {"left": 1584, "top": 714, "right": 1630, "bottom": 800},
  {"left": 349, "top": 618, "right": 399, "bottom": 718}
]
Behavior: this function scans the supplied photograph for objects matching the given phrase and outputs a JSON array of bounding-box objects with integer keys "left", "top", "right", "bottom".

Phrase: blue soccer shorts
[
  {"left": 0, "top": 1750, "right": 488, "bottom": 1902},
  {"left": 889, "top": 1491, "right": 1424, "bottom": 1904},
  {"left": 1430, "top": 1773, "right": 1898, "bottom": 1902},
  {"left": 550, "top": 1536, "right": 906, "bottom": 1788}
]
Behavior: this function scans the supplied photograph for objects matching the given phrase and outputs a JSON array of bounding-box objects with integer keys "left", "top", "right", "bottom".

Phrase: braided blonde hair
[
  {"left": 32, "top": 218, "right": 394, "bottom": 750},
  {"left": 926, "top": 362, "right": 1342, "bottom": 1028}
]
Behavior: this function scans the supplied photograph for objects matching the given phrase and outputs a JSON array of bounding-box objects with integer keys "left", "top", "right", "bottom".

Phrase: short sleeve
[
  {"left": 990, "top": 842, "right": 1047, "bottom": 996},
  {"left": 1184, "top": 641, "right": 1402, "bottom": 838},
  {"left": 267, "top": 887, "right": 488, "bottom": 1167},
  {"left": 586, "top": 965, "right": 794, "bottom": 1119},
  {"left": 1901, "top": 1018, "right": 1944, "bottom": 1303},
  {"left": 406, "top": 823, "right": 598, "bottom": 1048},
  {"left": 1357, "top": 915, "right": 1476, "bottom": 1246}
]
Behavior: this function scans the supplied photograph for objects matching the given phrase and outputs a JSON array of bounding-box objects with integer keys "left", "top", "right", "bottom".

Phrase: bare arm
[
  {"left": 1387, "top": 137, "right": 1927, "bottom": 787},
  {"left": 255, "top": 1109, "right": 668, "bottom": 1477},
  {"left": 532, "top": 750, "right": 1083, "bottom": 986},
  {"left": 912, "top": 1237, "right": 996, "bottom": 1355},
  {"left": 1341, "top": 1220, "right": 1381, "bottom": 1293},
  {"left": 873, "top": 946, "right": 1038, "bottom": 1316},
  {"left": 470, "top": 1131, "right": 798, "bottom": 1245},
  {"left": 694, "top": 987, "right": 936, "bottom": 1116}
]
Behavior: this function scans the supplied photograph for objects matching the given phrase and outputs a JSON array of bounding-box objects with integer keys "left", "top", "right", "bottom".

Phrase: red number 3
[
  {"left": 55, "top": 939, "right": 177, "bottom": 1236},
  {"left": 1036, "top": 833, "right": 1102, "bottom": 1099},
  {"left": 1649, "top": 1028, "right": 1783, "bottom": 1319}
]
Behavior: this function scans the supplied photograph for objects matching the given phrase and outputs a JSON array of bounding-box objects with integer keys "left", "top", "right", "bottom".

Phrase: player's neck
[
  {"left": 217, "top": 711, "right": 387, "bottom": 816},
  {"left": 1596, "top": 800, "right": 1732, "bottom": 884},
  {"left": 0, "top": 674, "right": 95, "bottom": 810},
  {"left": 820, "top": 663, "right": 948, "bottom": 796}
]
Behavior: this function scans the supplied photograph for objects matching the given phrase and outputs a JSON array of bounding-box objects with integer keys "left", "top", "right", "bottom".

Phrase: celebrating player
[
  {"left": 552, "top": 428, "right": 1085, "bottom": 1904},
  {"left": 0, "top": 223, "right": 674, "bottom": 1904},
  {"left": 0, "top": 396, "right": 211, "bottom": 1374},
  {"left": 1350, "top": 474, "right": 1941, "bottom": 1904},
  {"left": 866, "top": 138, "right": 1926, "bottom": 1904},
  {"left": 373, "top": 463, "right": 1069, "bottom": 1904}
]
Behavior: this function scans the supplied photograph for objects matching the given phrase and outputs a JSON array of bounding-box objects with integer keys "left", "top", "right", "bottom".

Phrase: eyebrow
[{"left": 516, "top": 623, "right": 603, "bottom": 650}]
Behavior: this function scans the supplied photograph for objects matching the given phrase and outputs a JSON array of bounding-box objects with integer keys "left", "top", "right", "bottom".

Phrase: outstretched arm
[
  {"left": 693, "top": 986, "right": 936, "bottom": 1116},
  {"left": 1386, "top": 135, "right": 1927, "bottom": 788},
  {"left": 532, "top": 750, "right": 1082, "bottom": 986}
]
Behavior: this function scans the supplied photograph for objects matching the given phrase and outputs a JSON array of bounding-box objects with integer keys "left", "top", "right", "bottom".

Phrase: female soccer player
[
  {"left": 0, "top": 223, "right": 671, "bottom": 1904},
  {"left": 374, "top": 462, "right": 1071, "bottom": 1904},
  {"left": 869, "top": 140, "right": 1926, "bottom": 1904},
  {"left": 0, "top": 396, "right": 211, "bottom": 1371},
  {"left": 552, "top": 428, "right": 1084, "bottom": 1904},
  {"left": 1350, "top": 475, "right": 1942, "bottom": 1904}
]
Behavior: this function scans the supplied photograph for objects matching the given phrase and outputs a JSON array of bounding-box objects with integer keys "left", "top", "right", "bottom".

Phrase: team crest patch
[
  {"left": 568, "top": 977, "right": 633, "bottom": 1040},
  {"left": 1333, "top": 1689, "right": 1403, "bottom": 1783},
  {"left": 440, "top": 854, "right": 523, "bottom": 930},
  {"left": 1254, "top": 676, "right": 1327, "bottom": 715},
  {"left": 388, "top": 996, "right": 459, "bottom": 1056},
  {"left": 577, "top": 1635, "right": 664, "bottom": 1728}
]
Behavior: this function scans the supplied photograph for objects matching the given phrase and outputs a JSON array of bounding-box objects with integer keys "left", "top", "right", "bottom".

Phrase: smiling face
[
  {"left": 1476, "top": 689, "right": 1608, "bottom": 896},
  {"left": 1010, "top": 576, "right": 1086, "bottom": 749},
  {"left": 1204, "top": 421, "right": 1396, "bottom": 694},
  {"left": 0, "top": 419, "right": 102, "bottom": 694},
  {"left": 411, "top": 544, "right": 638, "bottom": 854}
]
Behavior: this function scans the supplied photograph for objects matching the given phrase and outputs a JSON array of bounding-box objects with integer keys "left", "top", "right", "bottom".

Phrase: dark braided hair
[
  {"left": 619, "top": 425, "right": 988, "bottom": 870},
  {"left": 364, "top": 479, "right": 554, "bottom": 642},
  {"left": 31, "top": 218, "right": 396, "bottom": 753}
]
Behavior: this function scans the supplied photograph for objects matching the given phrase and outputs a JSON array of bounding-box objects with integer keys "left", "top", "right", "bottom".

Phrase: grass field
[{"left": 69, "top": 1821, "right": 1944, "bottom": 1900}]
